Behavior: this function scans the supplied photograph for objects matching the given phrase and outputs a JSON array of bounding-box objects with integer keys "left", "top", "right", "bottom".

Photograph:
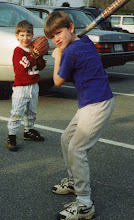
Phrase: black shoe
[
  {"left": 24, "top": 129, "right": 44, "bottom": 141},
  {"left": 7, "top": 135, "right": 18, "bottom": 151}
]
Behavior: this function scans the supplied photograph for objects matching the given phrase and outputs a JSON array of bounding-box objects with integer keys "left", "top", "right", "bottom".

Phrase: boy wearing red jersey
[{"left": 7, "top": 20, "right": 46, "bottom": 151}]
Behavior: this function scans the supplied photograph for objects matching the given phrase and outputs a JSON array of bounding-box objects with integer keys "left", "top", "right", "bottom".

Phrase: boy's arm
[{"left": 52, "top": 48, "right": 65, "bottom": 87}]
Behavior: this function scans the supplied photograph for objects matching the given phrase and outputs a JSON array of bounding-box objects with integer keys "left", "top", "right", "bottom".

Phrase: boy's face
[
  {"left": 16, "top": 31, "right": 33, "bottom": 48},
  {"left": 51, "top": 24, "right": 74, "bottom": 50}
]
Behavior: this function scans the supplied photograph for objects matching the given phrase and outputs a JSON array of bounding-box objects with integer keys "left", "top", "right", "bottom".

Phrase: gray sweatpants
[
  {"left": 61, "top": 97, "right": 114, "bottom": 197},
  {"left": 8, "top": 83, "right": 39, "bottom": 135}
]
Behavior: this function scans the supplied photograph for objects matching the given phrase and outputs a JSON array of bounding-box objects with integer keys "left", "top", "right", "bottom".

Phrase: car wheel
[
  {"left": 38, "top": 78, "right": 54, "bottom": 95},
  {"left": 0, "top": 81, "right": 13, "bottom": 100}
]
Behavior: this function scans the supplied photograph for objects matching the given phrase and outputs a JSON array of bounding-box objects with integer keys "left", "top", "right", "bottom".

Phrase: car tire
[
  {"left": 38, "top": 78, "right": 54, "bottom": 96},
  {"left": 0, "top": 81, "right": 13, "bottom": 100}
]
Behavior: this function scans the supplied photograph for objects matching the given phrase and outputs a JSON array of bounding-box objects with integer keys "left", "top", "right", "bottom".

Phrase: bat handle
[{"left": 78, "top": 19, "right": 102, "bottom": 38}]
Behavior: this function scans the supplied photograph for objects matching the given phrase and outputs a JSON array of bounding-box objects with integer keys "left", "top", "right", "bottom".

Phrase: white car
[
  {"left": 0, "top": 2, "right": 54, "bottom": 99},
  {"left": 111, "top": 15, "right": 134, "bottom": 34},
  {"left": 1, "top": 3, "right": 134, "bottom": 99}
]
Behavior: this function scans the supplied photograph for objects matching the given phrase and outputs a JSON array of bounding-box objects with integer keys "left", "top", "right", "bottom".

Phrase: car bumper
[{"left": 101, "top": 52, "right": 134, "bottom": 68}]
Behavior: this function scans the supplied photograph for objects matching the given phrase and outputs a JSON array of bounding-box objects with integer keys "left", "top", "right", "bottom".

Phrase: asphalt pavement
[{"left": 0, "top": 63, "right": 134, "bottom": 220}]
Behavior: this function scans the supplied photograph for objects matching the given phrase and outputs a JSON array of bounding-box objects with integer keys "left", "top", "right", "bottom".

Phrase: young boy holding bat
[
  {"left": 44, "top": 11, "right": 114, "bottom": 220},
  {"left": 7, "top": 20, "right": 47, "bottom": 151}
]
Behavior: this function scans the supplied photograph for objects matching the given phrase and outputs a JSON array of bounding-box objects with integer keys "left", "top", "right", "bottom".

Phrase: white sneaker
[
  {"left": 52, "top": 178, "right": 75, "bottom": 195},
  {"left": 57, "top": 200, "right": 95, "bottom": 220}
]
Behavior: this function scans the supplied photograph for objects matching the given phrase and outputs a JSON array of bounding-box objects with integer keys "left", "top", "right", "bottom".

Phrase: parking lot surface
[{"left": 0, "top": 62, "right": 134, "bottom": 220}]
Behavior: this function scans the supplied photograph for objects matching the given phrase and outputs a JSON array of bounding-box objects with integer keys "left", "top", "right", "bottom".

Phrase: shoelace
[
  {"left": 60, "top": 178, "right": 69, "bottom": 189},
  {"left": 60, "top": 178, "right": 74, "bottom": 189},
  {"left": 64, "top": 201, "right": 80, "bottom": 216},
  {"left": 61, "top": 178, "right": 70, "bottom": 184},
  {"left": 64, "top": 201, "right": 77, "bottom": 208},
  {"left": 61, "top": 178, "right": 74, "bottom": 185},
  {"left": 28, "top": 129, "right": 40, "bottom": 137}
]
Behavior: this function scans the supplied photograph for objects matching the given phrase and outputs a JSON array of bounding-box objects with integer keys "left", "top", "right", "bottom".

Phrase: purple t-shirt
[{"left": 58, "top": 35, "right": 113, "bottom": 108}]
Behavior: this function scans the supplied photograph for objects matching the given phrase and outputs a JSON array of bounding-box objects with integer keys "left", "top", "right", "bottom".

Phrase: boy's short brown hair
[
  {"left": 44, "top": 11, "right": 73, "bottom": 39},
  {"left": 15, "top": 20, "right": 33, "bottom": 34}
]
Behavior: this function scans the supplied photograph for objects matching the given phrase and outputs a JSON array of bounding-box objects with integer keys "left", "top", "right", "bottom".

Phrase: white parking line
[
  {"left": 61, "top": 85, "right": 134, "bottom": 97},
  {"left": 61, "top": 85, "right": 74, "bottom": 89},
  {"left": 1, "top": 116, "right": 134, "bottom": 150},
  {"left": 107, "top": 71, "right": 134, "bottom": 76},
  {"left": 113, "top": 92, "right": 134, "bottom": 97},
  {"left": 62, "top": 83, "right": 134, "bottom": 96},
  {"left": 126, "top": 62, "right": 134, "bottom": 65}
]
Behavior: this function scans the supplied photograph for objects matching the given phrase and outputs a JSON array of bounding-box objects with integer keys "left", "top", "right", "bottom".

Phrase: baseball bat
[{"left": 78, "top": 0, "right": 131, "bottom": 37}]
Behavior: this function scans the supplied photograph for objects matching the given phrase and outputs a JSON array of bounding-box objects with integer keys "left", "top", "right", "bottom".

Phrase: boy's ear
[
  {"left": 69, "top": 23, "right": 75, "bottom": 34},
  {"left": 15, "top": 33, "right": 19, "bottom": 41}
]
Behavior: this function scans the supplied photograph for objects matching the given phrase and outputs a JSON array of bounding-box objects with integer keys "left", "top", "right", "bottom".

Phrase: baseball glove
[{"left": 30, "top": 36, "right": 49, "bottom": 59}]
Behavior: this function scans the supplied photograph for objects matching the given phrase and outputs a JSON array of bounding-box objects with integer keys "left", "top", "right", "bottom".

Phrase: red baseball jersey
[{"left": 12, "top": 46, "right": 46, "bottom": 87}]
